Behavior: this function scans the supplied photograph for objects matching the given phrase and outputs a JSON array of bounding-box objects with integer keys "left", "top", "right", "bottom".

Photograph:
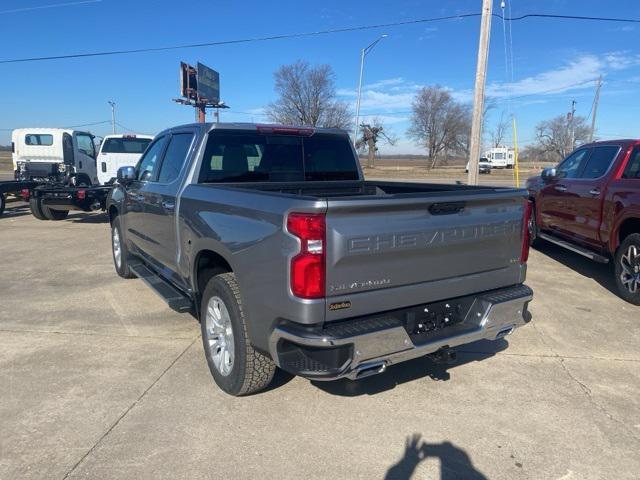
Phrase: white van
[
  {"left": 12, "top": 128, "right": 99, "bottom": 185},
  {"left": 96, "top": 134, "right": 153, "bottom": 184}
]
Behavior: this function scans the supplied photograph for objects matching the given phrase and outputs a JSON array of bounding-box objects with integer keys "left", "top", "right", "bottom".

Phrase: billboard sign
[
  {"left": 196, "top": 62, "right": 220, "bottom": 104},
  {"left": 179, "top": 62, "right": 197, "bottom": 100}
]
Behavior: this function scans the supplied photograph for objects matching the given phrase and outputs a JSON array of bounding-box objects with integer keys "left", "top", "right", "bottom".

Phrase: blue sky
[{"left": 1, "top": 0, "right": 639, "bottom": 154}]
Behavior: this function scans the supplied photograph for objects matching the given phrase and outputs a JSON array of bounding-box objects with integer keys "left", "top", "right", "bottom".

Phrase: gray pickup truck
[{"left": 107, "top": 123, "right": 533, "bottom": 396}]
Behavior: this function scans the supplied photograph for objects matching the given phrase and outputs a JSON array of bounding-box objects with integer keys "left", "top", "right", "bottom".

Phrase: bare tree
[
  {"left": 534, "top": 114, "right": 590, "bottom": 161},
  {"left": 265, "top": 60, "right": 351, "bottom": 129},
  {"left": 407, "top": 86, "right": 471, "bottom": 169},
  {"left": 490, "top": 111, "right": 509, "bottom": 148},
  {"left": 355, "top": 118, "right": 397, "bottom": 168}
]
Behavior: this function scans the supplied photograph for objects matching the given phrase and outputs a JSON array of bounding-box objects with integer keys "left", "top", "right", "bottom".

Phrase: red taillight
[
  {"left": 521, "top": 201, "right": 532, "bottom": 263},
  {"left": 77, "top": 189, "right": 86, "bottom": 200},
  {"left": 20, "top": 189, "right": 30, "bottom": 200},
  {"left": 287, "top": 212, "right": 325, "bottom": 299}
]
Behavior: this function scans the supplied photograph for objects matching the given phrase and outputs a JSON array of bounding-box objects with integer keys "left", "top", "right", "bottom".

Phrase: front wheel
[
  {"left": 614, "top": 234, "right": 640, "bottom": 305},
  {"left": 200, "top": 273, "right": 275, "bottom": 396},
  {"left": 111, "top": 216, "right": 136, "bottom": 278}
]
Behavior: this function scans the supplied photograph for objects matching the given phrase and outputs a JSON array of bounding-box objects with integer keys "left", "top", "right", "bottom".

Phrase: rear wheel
[
  {"left": 529, "top": 204, "right": 540, "bottom": 247},
  {"left": 42, "top": 206, "right": 69, "bottom": 221},
  {"left": 0, "top": 194, "right": 5, "bottom": 217},
  {"left": 614, "top": 233, "right": 640, "bottom": 305},
  {"left": 29, "top": 197, "right": 48, "bottom": 220},
  {"left": 200, "top": 273, "right": 275, "bottom": 396}
]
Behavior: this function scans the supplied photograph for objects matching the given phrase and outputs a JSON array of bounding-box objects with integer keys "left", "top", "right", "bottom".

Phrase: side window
[
  {"left": 557, "top": 149, "right": 590, "bottom": 179},
  {"left": 157, "top": 133, "right": 194, "bottom": 184},
  {"left": 76, "top": 134, "right": 95, "bottom": 158},
  {"left": 622, "top": 146, "right": 640, "bottom": 179},
  {"left": 580, "top": 146, "right": 619, "bottom": 179},
  {"left": 136, "top": 136, "right": 167, "bottom": 182}
]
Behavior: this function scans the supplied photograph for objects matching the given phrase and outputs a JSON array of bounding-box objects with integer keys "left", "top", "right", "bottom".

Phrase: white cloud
[{"left": 364, "top": 77, "right": 405, "bottom": 89}]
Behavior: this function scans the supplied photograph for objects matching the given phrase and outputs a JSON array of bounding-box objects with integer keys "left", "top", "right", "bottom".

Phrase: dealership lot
[{"left": 1, "top": 203, "right": 639, "bottom": 479}]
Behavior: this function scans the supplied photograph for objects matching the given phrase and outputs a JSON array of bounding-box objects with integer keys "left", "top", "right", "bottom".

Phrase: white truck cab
[
  {"left": 96, "top": 134, "right": 153, "bottom": 185},
  {"left": 12, "top": 128, "right": 99, "bottom": 184}
]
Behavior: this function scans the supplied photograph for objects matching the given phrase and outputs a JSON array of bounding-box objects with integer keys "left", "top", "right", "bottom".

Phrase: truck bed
[{"left": 209, "top": 179, "right": 515, "bottom": 199}]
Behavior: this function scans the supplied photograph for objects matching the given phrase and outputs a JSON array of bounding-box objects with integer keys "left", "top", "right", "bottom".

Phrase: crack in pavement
[
  {"left": 61, "top": 337, "right": 199, "bottom": 479},
  {"left": 0, "top": 328, "right": 197, "bottom": 341},
  {"left": 458, "top": 349, "right": 640, "bottom": 363},
  {"left": 530, "top": 322, "right": 640, "bottom": 444}
]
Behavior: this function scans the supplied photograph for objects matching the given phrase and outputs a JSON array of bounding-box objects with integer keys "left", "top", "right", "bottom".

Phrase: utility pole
[
  {"left": 467, "top": 0, "right": 493, "bottom": 186},
  {"left": 108, "top": 100, "right": 116, "bottom": 134},
  {"left": 589, "top": 76, "right": 602, "bottom": 142},
  {"left": 568, "top": 100, "right": 577, "bottom": 151}
]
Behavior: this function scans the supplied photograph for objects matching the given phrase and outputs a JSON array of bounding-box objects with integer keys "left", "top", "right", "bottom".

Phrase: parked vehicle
[
  {"left": 484, "top": 147, "right": 515, "bottom": 169},
  {"left": 12, "top": 128, "right": 98, "bottom": 185},
  {"left": 526, "top": 139, "right": 640, "bottom": 304},
  {"left": 465, "top": 157, "right": 492, "bottom": 174},
  {"left": 96, "top": 134, "right": 153, "bottom": 185},
  {"left": 107, "top": 122, "right": 534, "bottom": 396},
  {"left": 1, "top": 129, "right": 150, "bottom": 220}
]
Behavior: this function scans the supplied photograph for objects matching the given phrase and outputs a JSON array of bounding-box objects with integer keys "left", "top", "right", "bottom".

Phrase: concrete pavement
[{"left": 0, "top": 203, "right": 639, "bottom": 479}]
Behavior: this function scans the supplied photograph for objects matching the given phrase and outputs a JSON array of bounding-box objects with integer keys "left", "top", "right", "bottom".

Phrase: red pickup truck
[{"left": 526, "top": 139, "right": 640, "bottom": 304}]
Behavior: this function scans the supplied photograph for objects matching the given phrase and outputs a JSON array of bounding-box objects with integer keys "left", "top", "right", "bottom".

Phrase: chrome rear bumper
[{"left": 269, "top": 284, "right": 533, "bottom": 381}]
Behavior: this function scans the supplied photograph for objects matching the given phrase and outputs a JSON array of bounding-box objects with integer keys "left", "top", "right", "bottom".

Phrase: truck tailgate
[{"left": 324, "top": 190, "right": 528, "bottom": 321}]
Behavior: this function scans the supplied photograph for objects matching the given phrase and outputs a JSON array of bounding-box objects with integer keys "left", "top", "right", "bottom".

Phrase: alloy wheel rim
[
  {"left": 112, "top": 227, "right": 122, "bottom": 268},
  {"left": 205, "top": 296, "right": 235, "bottom": 376},
  {"left": 620, "top": 244, "right": 640, "bottom": 294}
]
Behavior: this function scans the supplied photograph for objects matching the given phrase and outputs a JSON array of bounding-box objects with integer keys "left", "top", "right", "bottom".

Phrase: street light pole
[
  {"left": 353, "top": 34, "right": 387, "bottom": 142},
  {"left": 108, "top": 100, "right": 116, "bottom": 134}
]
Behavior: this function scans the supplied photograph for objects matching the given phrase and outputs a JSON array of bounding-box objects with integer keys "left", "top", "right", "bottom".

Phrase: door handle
[
  {"left": 589, "top": 188, "right": 601, "bottom": 195},
  {"left": 162, "top": 200, "right": 175, "bottom": 211},
  {"left": 554, "top": 185, "right": 567, "bottom": 192}
]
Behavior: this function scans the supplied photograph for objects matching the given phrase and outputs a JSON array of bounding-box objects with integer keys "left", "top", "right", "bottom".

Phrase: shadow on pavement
[
  {"left": 311, "top": 338, "right": 508, "bottom": 397},
  {"left": 0, "top": 204, "right": 31, "bottom": 219},
  {"left": 533, "top": 240, "right": 617, "bottom": 297},
  {"left": 385, "top": 434, "right": 487, "bottom": 480},
  {"left": 67, "top": 212, "right": 109, "bottom": 224}
]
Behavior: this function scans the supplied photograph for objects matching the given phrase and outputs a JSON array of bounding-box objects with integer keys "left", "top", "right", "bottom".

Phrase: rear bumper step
[
  {"left": 269, "top": 284, "right": 533, "bottom": 381},
  {"left": 129, "top": 263, "right": 193, "bottom": 313},
  {"left": 538, "top": 232, "right": 609, "bottom": 263}
]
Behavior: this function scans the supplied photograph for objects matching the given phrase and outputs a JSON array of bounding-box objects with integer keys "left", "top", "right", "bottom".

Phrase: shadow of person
[
  {"left": 385, "top": 434, "right": 487, "bottom": 480},
  {"left": 311, "top": 338, "right": 509, "bottom": 397}
]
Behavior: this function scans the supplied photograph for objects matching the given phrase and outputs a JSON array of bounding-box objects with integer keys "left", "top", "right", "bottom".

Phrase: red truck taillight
[
  {"left": 287, "top": 212, "right": 326, "bottom": 299},
  {"left": 521, "top": 201, "right": 532, "bottom": 263}
]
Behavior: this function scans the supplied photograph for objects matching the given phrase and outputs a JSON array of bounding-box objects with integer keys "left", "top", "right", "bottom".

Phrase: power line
[
  {"left": 1, "top": 12, "right": 639, "bottom": 64},
  {"left": 63, "top": 120, "right": 111, "bottom": 128},
  {"left": 0, "top": 0, "right": 101, "bottom": 15}
]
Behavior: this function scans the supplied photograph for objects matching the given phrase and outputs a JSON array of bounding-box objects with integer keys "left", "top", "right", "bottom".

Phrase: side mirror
[
  {"left": 117, "top": 166, "right": 136, "bottom": 185},
  {"left": 541, "top": 167, "right": 557, "bottom": 181}
]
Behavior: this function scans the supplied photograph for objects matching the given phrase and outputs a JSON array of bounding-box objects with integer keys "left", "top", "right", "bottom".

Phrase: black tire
[
  {"left": 42, "top": 205, "right": 69, "bottom": 221},
  {"left": 614, "top": 233, "right": 640, "bottom": 305},
  {"left": 529, "top": 204, "right": 540, "bottom": 247},
  {"left": 200, "top": 273, "right": 275, "bottom": 396},
  {"left": 29, "top": 197, "right": 48, "bottom": 220},
  {"left": 0, "top": 194, "right": 5, "bottom": 217},
  {"left": 71, "top": 173, "right": 92, "bottom": 187},
  {"left": 111, "top": 215, "right": 136, "bottom": 279}
]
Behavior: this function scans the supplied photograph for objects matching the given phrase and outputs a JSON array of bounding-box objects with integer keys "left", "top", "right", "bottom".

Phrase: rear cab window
[
  {"left": 198, "top": 130, "right": 359, "bottom": 183},
  {"left": 622, "top": 146, "right": 640, "bottom": 179},
  {"left": 579, "top": 145, "right": 620, "bottom": 179},
  {"left": 100, "top": 137, "right": 151, "bottom": 154},
  {"left": 25, "top": 134, "right": 53, "bottom": 146}
]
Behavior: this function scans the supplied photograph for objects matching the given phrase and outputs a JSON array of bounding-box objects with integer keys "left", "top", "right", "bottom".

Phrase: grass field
[{"left": 0, "top": 151, "right": 11, "bottom": 172}]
